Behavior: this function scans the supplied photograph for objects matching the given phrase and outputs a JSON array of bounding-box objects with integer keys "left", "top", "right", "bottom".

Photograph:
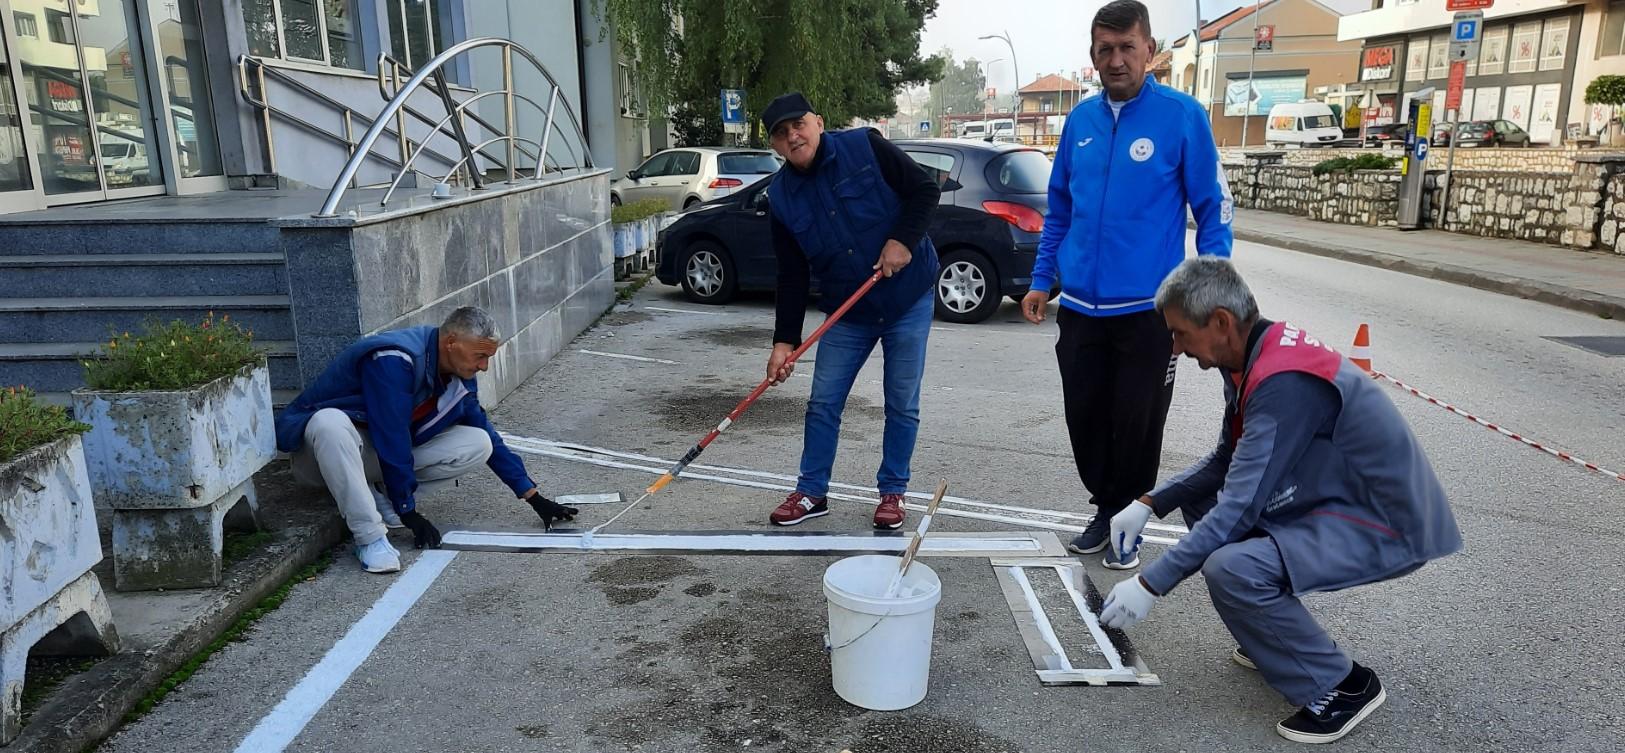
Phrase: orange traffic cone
[{"left": 1349, "top": 323, "right": 1373, "bottom": 373}]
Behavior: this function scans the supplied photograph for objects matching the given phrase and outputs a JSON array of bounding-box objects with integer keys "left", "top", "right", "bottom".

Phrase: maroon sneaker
[
  {"left": 770, "top": 491, "right": 829, "bottom": 526},
  {"left": 874, "top": 494, "right": 907, "bottom": 530}
]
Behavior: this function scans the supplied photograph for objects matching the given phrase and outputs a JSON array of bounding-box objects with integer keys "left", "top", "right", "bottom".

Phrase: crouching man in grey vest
[{"left": 1098, "top": 258, "right": 1461, "bottom": 744}]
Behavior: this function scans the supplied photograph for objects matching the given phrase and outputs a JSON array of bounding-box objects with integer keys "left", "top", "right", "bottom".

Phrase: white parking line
[
  {"left": 645, "top": 306, "right": 728, "bottom": 316},
  {"left": 575, "top": 350, "right": 679, "bottom": 364},
  {"left": 932, "top": 326, "right": 1056, "bottom": 339},
  {"left": 232, "top": 550, "right": 457, "bottom": 753}
]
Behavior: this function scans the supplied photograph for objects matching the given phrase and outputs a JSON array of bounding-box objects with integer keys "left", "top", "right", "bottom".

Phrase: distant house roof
[
  {"left": 1019, "top": 74, "right": 1086, "bottom": 95},
  {"left": 1170, "top": 1, "right": 1277, "bottom": 48},
  {"left": 1147, "top": 49, "right": 1173, "bottom": 74}
]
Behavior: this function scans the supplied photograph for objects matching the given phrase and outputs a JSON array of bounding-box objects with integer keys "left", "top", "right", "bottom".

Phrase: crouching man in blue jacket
[
  {"left": 1099, "top": 258, "right": 1461, "bottom": 744},
  {"left": 276, "top": 307, "right": 578, "bottom": 573}
]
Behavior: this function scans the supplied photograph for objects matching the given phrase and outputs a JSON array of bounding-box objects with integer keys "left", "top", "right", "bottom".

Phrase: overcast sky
[{"left": 917, "top": 0, "right": 1370, "bottom": 98}]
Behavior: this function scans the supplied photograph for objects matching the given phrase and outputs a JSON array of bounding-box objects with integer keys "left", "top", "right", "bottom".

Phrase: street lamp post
[{"left": 978, "top": 31, "right": 1020, "bottom": 115}]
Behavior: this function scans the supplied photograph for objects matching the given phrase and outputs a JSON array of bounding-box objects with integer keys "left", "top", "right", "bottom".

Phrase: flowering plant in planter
[
  {"left": 0, "top": 386, "right": 89, "bottom": 464},
  {"left": 82, "top": 311, "right": 260, "bottom": 391}
]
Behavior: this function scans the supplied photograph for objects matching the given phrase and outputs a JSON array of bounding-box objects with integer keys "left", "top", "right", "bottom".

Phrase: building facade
[{"left": 1339, "top": 0, "right": 1624, "bottom": 143}]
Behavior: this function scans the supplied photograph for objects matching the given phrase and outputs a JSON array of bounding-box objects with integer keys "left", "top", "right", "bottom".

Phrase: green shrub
[
  {"left": 81, "top": 312, "right": 262, "bottom": 392},
  {"left": 611, "top": 198, "right": 670, "bottom": 224},
  {"left": 1584, "top": 75, "right": 1625, "bottom": 108},
  {"left": 1312, "top": 154, "right": 1399, "bottom": 177},
  {"left": 0, "top": 386, "right": 89, "bottom": 465}
]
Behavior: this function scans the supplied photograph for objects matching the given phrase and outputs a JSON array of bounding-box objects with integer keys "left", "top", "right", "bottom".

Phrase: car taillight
[
  {"left": 982, "top": 200, "right": 1045, "bottom": 233},
  {"left": 709, "top": 178, "right": 743, "bottom": 189}
]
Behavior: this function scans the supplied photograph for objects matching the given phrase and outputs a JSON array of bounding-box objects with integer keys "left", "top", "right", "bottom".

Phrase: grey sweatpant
[{"left": 290, "top": 408, "right": 492, "bottom": 545}]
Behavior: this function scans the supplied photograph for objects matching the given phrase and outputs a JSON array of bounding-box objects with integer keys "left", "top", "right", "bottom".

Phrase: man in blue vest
[
  {"left": 1099, "top": 258, "right": 1461, "bottom": 744},
  {"left": 759, "top": 92, "right": 941, "bottom": 529},
  {"left": 277, "top": 307, "right": 579, "bottom": 574},
  {"left": 1021, "top": 0, "right": 1234, "bottom": 569}
]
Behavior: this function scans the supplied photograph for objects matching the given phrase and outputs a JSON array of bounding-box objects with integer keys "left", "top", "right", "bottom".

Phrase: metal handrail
[
  {"left": 236, "top": 55, "right": 462, "bottom": 188},
  {"left": 317, "top": 37, "right": 593, "bottom": 217}
]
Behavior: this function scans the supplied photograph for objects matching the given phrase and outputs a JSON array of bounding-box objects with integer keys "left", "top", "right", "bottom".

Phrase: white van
[
  {"left": 987, "top": 118, "right": 1015, "bottom": 137},
  {"left": 1264, "top": 102, "right": 1343, "bottom": 148},
  {"left": 957, "top": 121, "right": 988, "bottom": 139}
]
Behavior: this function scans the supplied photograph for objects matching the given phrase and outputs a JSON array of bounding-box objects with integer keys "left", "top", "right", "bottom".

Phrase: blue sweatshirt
[
  {"left": 275, "top": 326, "right": 536, "bottom": 514},
  {"left": 1030, "top": 76, "right": 1234, "bottom": 316}
]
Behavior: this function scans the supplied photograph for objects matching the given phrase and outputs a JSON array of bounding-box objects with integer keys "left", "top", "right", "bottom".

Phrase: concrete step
[
  {"left": 0, "top": 295, "right": 294, "bottom": 342},
  {"left": 0, "top": 341, "right": 301, "bottom": 391},
  {"left": 0, "top": 253, "right": 289, "bottom": 298},
  {"left": 0, "top": 221, "right": 281, "bottom": 256}
]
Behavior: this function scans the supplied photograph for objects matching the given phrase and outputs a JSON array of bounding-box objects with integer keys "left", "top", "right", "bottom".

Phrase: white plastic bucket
[{"left": 822, "top": 554, "right": 942, "bottom": 711}]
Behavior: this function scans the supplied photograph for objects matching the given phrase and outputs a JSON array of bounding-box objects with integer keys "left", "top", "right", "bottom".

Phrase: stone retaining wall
[
  {"left": 1224, "top": 152, "right": 1625, "bottom": 254},
  {"left": 1220, "top": 146, "right": 1586, "bottom": 174}
]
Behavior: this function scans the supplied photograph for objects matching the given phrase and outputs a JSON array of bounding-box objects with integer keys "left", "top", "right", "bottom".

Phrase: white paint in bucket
[{"left": 822, "top": 554, "right": 942, "bottom": 711}]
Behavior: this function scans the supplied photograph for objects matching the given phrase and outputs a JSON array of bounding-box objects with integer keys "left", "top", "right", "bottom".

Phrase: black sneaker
[
  {"left": 1276, "top": 662, "right": 1386, "bottom": 744},
  {"left": 1066, "top": 512, "right": 1113, "bottom": 555}
]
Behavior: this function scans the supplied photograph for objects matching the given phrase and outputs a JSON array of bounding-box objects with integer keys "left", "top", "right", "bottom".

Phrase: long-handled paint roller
[
  {"left": 580, "top": 269, "right": 888, "bottom": 548},
  {"left": 884, "top": 480, "right": 947, "bottom": 598}
]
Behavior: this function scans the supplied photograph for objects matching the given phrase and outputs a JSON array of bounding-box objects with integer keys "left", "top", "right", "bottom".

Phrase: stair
[{"left": 0, "top": 219, "right": 303, "bottom": 406}]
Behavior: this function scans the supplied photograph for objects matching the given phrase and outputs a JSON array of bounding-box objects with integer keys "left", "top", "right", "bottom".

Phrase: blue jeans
[{"left": 797, "top": 291, "right": 933, "bottom": 498}]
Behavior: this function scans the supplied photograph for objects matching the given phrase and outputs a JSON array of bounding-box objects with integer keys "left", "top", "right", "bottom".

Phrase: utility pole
[
  {"left": 1193, "top": 0, "right": 1203, "bottom": 108},
  {"left": 1243, "top": 3, "right": 1260, "bottom": 147}
]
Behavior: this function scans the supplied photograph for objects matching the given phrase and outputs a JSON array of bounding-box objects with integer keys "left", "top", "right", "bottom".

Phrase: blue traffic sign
[
  {"left": 1415, "top": 140, "right": 1430, "bottom": 161},
  {"left": 919, "top": 120, "right": 931, "bottom": 133},
  {"left": 1453, "top": 19, "right": 1478, "bottom": 42},
  {"left": 721, "top": 89, "right": 745, "bottom": 125}
]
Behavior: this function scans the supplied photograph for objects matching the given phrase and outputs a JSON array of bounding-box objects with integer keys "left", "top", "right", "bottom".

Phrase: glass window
[
  {"left": 717, "top": 152, "right": 780, "bottom": 175},
  {"left": 0, "top": 29, "right": 32, "bottom": 191},
  {"left": 637, "top": 152, "right": 673, "bottom": 177},
  {"left": 1405, "top": 36, "right": 1428, "bottom": 82},
  {"left": 1428, "top": 33, "right": 1449, "bottom": 79},
  {"left": 1603, "top": 1, "right": 1625, "bottom": 57},
  {"left": 281, "top": 0, "right": 325, "bottom": 61},
  {"left": 669, "top": 151, "right": 700, "bottom": 175},
  {"left": 243, "top": 0, "right": 282, "bottom": 57},
  {"left": 1479, "top": 26, "right": 1507, "bottom": 75},
  {"left": 1510, "top": 21, "right": 1540, "bottom": 73},
  {"left": 46, "top": 9, "right": 74, "bottom": 45},
  {"left": 985, "top": 150, "right": 1052, "bottom": 193},
  {"left": 1539, "top": 17, "right": 1569, "bottom": 71},
  {"left": 905, "top": 150, "right": 957, "bottom": 187},
  {"left": 390, "top": 0, "right": 435, "bottom": 70},
  {"left": 160, "top": 0, "right": 224, "bottom": 178},
  {"left": 325, "top": 0, "right": 363, "bottom": 69},
  {"left": 13, "top": 12, "right": 38, "bottom": 38}
]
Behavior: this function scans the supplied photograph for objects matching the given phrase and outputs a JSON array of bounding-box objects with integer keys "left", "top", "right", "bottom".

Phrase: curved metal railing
[{"left": 316, "top": 37, "right": 594, "bottom": 217}]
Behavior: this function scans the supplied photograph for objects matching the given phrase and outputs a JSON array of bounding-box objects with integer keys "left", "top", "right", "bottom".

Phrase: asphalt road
[{"left": 99, "top": 238, "right": 1625, "bottom": 752}]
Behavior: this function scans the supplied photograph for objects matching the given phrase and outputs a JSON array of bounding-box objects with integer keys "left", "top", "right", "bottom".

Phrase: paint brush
[{"left": 884, "top": 481, "right": 948, "bottom": 598}]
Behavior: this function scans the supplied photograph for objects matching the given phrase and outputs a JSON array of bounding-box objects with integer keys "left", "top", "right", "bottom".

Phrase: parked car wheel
[
  {"left": 680, "top": 241, "right": 738, "bottom": 304},
  {"left": 934, "top": 249, "right": 999, "bottom": 324},
  {"left": 684, "top": 197, "right": 701, "bottom": 209},
  {"left": 611, "top": 193, "right": 622, "bottom": 206}
]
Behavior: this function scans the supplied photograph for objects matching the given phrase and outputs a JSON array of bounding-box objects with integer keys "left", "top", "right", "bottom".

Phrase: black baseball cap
[{"left": 761, "top": 92, "right": 815, "bottom": 135}]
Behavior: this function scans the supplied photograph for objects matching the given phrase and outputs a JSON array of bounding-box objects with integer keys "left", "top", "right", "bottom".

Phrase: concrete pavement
[{"left": 84, "top": 239, "right": 1625, "bottom": 752}]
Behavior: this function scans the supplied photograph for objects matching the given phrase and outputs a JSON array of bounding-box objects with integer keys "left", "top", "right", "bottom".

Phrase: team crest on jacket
[{"left": 1130, "top": 137, "right": 1154, "bottom": 162}]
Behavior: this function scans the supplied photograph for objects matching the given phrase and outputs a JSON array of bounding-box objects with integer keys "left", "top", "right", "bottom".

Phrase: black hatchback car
[{"left": 654, "top": 138, "right": 1052, "bottom": 323}]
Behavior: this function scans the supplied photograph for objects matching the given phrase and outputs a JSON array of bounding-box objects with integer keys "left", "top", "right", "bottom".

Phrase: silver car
[{"left": 610, "top": 147, "right": 781, "bottom": 210}]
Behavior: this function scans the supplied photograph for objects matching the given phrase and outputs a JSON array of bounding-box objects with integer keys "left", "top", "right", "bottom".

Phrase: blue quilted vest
[{"left": 768, "top": 129, "right": 938, "bottom": 325}]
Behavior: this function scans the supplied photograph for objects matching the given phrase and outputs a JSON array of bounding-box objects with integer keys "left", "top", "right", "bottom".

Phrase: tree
[
  {"left": 595, "top": 0, "right": 944, "bottom": 145},
  {"left": 1585, "top": 75, "right": 1625, "bottom": 144},
  {"left": 928, "top": 52, "right": 988, "bottom": 119}
]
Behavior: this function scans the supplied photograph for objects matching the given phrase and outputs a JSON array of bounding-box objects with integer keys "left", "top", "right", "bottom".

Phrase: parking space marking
[
  {"left": 646, "top": 306, "right": 729, "bottom": 316},
  {"left": 232, "top": 550, "right": 457, "bottom": 753},
  {"left": 575, "top": 349, "right": 679, "bottom": 364}
]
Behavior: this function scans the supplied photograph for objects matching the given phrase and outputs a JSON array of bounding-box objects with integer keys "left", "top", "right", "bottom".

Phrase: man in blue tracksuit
[
  {"left": 1099, "top": 258, "right": 1461, "bottom": 743},
  {"left": 276, "top": 307, "right": 578, "bottom": 573},
  {"left": 1021, "top": 0, "right": 1233, "bottom": 568}
]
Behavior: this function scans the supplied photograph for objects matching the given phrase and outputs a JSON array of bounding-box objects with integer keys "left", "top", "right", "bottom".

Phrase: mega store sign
[{"left": 1360, "top": 46, "right": 1396, "bottom": 82}]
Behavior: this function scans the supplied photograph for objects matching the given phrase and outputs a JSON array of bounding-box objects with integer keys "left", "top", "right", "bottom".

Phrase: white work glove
[
  {"left": 1110, "top": 500, "right": 1154, "bottom": 563},
  {"left": 1099, "top": 576, "right": 1158, "bottom": 630}
]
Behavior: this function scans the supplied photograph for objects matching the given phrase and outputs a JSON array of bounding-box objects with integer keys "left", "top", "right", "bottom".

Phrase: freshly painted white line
[
  {"left": 232, "top": 550, "right": 457, "bottom": 753},
  {"left": 503, "top": 436, "right": 1189, "bottom": 536},
  {"left": 501, "top": 438, "right": 1182, "bottom": 546},
  {"left": 645, "top": 306, "right": 727, "bottom": 316},
  {"left": 1011, "top": 567, "right": 1072, "bottom": 671},
  {"left": 441, "top": 530, "right": 1060, "bottom": 555},
  {"left": 932, "top": 326, "right": 1056, "bottom": 339},
  {"left": 575, "top": 350, "right": 678, "bottom": 364}
]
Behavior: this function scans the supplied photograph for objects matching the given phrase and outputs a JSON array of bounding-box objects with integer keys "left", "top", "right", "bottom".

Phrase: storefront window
[
  {"left": 1539, "top": 17, "right": 1569, "bottom": 72},
  {"left": 1479, "top": 26, "right": 1507, "bottom": 75},
  {"left": 158, "top": 0, "right": 224, "bottom": 178},
  {"left": 1603, "top": 1, "right": 1625, "bottom": 57},
  {"left": 1509, "top": 21, "right": 1540, "bottom": 74},
  {"left": 1428, "top": 33, "right": 1449, "bottom": 79},
  {"left": 0, "top": 29, "right": 32, "bottom": 192},
  {"left": 1405, "top": 36, "right": 1428, "bottom": 82}
]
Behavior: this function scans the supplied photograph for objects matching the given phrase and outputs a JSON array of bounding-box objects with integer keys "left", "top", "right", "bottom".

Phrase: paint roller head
[{"left": 645, "top": 474, "right": 675, "bottom": 494}]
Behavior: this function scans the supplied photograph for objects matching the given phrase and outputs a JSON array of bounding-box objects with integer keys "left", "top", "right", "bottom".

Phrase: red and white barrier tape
[{"left": 1370, "top": 370, "right": 1625, "bottom": 484}]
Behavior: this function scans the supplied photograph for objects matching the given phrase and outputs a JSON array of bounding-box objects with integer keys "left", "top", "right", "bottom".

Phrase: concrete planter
[
  {"left": 613, "top": 221, "right": 638, "bottom": 259},
  {"left": 71, "top": 361, "right": 274, "bottom": 591},
  {"left": 1, "top": 435, "right": 119, "bottom": 743}
]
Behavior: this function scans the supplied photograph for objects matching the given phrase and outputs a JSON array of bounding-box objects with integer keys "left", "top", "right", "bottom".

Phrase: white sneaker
[
  {"left": 356, "top": 537, "right": 401, "bottom": 573},
  {"left": 371, "top": 486, "right": 404, "bottom": 529}
]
